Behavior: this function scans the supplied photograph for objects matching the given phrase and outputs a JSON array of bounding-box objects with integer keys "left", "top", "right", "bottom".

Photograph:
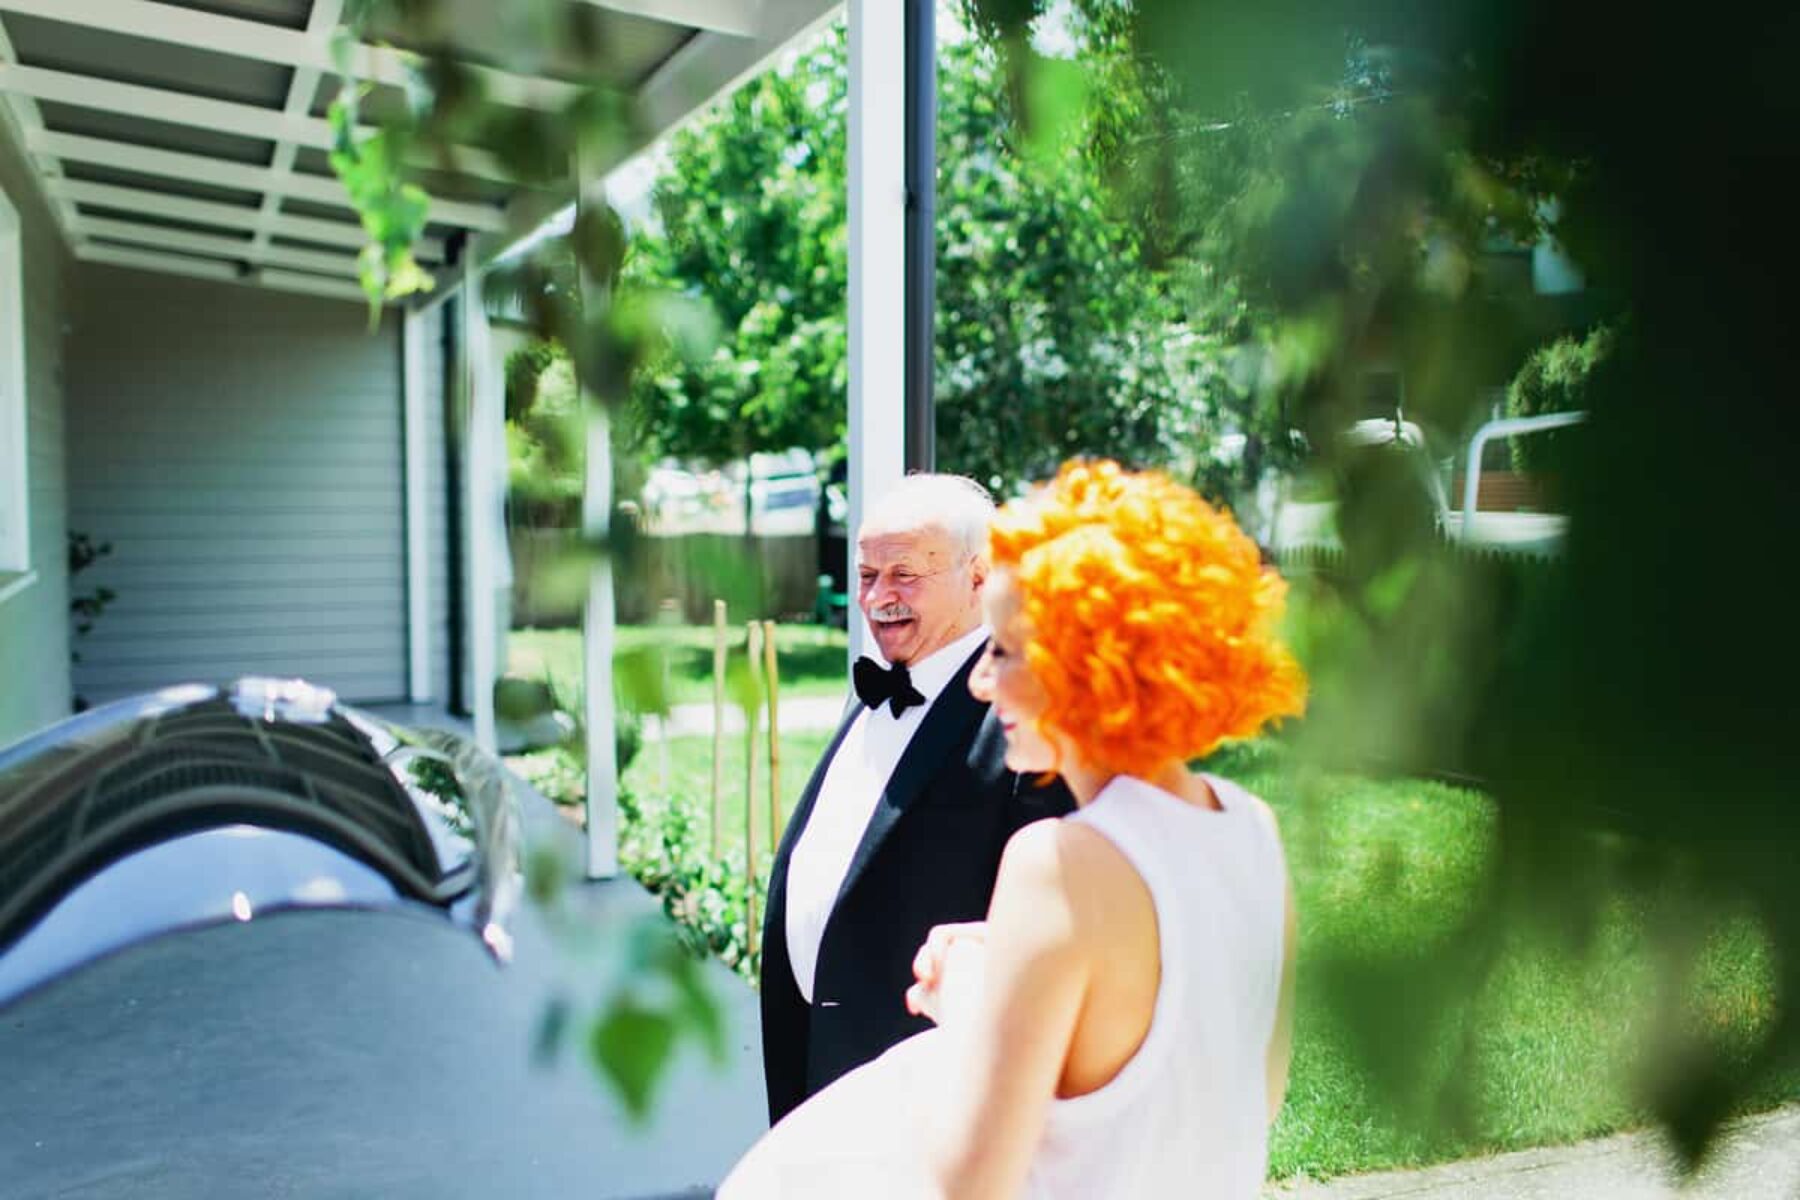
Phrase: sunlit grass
[
  {"left": 508, "top": 624, "right": 848, "bottom": 710},
  {"left": 623, "top": 727, "right": 834, "bottom": 854},
  {"left": 1208, "top": 743, "right": 1795, "bottom": 1182}
]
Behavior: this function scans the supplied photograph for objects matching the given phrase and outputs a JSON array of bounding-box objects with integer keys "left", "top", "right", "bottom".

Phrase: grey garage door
[{"left": 68, "top": 265, "right": 408, "bottom": 705}]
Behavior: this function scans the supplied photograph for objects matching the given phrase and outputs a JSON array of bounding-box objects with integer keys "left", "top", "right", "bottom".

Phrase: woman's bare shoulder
[
  {"left": 997, "top": 816, "right": 1147, "bottom": 934},
  {"left": 1001, "top": 815, "right": 1133, "bottom": 883}
]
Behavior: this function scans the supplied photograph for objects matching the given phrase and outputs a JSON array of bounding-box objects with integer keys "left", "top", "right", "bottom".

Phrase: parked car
[
  {"left": 0, "top": 677, "right": 522, "bottom": 1008},
  {"left": 737, "top": 449, "right": 822, "bottom": 535},
  {"left": 0, "top": 677, "right": 762, "bottom": 1198},
  {"left": 641, "top": 460, "right": 713, "bottom": 529},
  {"left": 1271, "top": 415, "right": 1576, "bottom": 559}
]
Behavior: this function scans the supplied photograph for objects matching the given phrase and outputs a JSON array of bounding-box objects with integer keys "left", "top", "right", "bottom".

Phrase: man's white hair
[{"left": 861, "top": 473, "right": 996, "bottom": 562}]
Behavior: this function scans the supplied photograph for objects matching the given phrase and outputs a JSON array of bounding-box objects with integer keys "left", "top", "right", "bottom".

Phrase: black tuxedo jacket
[{"left": 758, "top": 641, "right": 1075, "bottom": 1124}]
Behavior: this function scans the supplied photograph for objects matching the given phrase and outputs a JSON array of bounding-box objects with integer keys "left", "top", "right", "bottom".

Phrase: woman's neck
[{"left": 1062, "top": 757, "right": 1212, "bottom": 809}]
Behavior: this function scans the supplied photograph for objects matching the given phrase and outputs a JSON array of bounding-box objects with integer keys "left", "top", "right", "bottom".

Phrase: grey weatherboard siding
[
  {"left": 0, "top": 124, "right": 73, "bottom": 745},
  {"left": 67, "top": 266, "right": 411, "bottom": 705}
]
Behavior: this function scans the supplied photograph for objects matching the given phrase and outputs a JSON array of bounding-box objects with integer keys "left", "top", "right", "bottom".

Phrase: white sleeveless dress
[{"left": 719, "top": 773, "right": 1289, "bottom": 1200}]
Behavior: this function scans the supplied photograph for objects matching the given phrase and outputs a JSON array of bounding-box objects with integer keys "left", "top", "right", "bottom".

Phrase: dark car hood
[{"left": 0, "top": 678, "right": 521, "bottom": 1007}]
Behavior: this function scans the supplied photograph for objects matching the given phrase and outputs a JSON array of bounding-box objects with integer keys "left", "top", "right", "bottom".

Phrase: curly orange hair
[{"left": 988, "top": 460, "right": 1306, "bottom": 774}]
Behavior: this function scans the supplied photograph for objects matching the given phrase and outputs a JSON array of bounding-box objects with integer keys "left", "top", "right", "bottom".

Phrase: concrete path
[
  {"left": 1271, "top": 1106, "right": 1800, "bottom": 1200},
  {"left": 659, "top": 695, "right": 847, "bottom": 739}
]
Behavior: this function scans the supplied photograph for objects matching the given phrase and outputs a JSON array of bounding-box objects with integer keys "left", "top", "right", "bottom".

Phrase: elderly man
[{"left": 758, "top": 474, "right": 1074, "bottom": 1124}]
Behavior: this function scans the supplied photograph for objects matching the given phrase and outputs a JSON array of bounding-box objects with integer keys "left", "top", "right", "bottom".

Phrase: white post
[
  {"left": 402, "top": 308, "right": 432, "bottom": 702},
  {"left": 461, "top": 263, "right": 498, "bottom": 753},
  {"left": 578, "top": 170, "right": 621, "bottom": 880},
  {"left": 582, "top": 402, "right": 620, "bottom": 879},
  {"left": 846, "top": 0, "right": 907, "bottom": 667}
]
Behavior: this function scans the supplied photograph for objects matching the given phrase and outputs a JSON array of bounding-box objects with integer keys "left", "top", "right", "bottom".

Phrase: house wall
[
  {"left": 0, "top": 118, "right": 73, "bottom": 746},
  {"left": 66, "top": 266, "right": 413, "bottom": 705}
]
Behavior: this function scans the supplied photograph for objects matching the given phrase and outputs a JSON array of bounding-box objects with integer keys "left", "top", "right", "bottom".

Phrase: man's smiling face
[{"left": 855, "top": 521, "right": 984, "bottom": 667}]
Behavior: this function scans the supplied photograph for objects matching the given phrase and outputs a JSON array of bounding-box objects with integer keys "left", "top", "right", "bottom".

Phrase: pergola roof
[{"left": 0, "top": 0, "right": 838, "bottom": 301}]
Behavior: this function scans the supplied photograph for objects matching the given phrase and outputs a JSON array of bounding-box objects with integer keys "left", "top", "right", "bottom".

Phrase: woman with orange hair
[{"left": 723, "top": 460, "right": 1305, "bottom": 1199}]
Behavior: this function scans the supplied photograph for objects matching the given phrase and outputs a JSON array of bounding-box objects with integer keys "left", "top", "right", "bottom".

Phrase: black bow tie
[{"left": 853, "top": 656, "right": 927, "bottom": 717}]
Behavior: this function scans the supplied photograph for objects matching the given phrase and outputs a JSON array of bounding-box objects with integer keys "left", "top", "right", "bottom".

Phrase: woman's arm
[{"left": 922, "top": 819, "right": 1096, "bottom": 1200}]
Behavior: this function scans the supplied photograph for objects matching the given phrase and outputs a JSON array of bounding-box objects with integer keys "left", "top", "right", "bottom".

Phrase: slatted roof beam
[
  {"left": 0, "top": 0, "right": 578, "bottom": 108},
  {"left": 29, "top": 129, "right": 507, "bottom": 232},
  {"left": 0, "top": 63, "right": 513, "bottom": 184}
]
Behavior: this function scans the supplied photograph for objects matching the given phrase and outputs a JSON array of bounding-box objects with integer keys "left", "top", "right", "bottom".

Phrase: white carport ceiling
[{"left": 0, "top": 0, "right": 838, "bottom": 301}]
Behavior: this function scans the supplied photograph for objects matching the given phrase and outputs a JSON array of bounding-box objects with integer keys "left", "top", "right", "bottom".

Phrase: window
[{"left": 1, "top": 185, "right": 26, "bottom": 575}]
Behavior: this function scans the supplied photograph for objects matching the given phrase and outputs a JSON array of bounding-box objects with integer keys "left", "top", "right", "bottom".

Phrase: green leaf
[
  {"left": 532, "top": 994, "right": 572, "bottom": 1067},
  {"left": 666, "top": 950, "right": 728, "bottom": 1065},
  {"left": 615, "top": 643, "right": 674, "bottom": 719},
  {"left": 1020, "top": 54, "right": 1090, "bottom": 168},
  {"left": 588, "top": 999, "right": 678, "bottom": 1121},
  {"left": 724, "top": 648, "right": 762, "bottom": 716},
  {"left": 525, "top": 838, "right": 570, "bottom": 909}
]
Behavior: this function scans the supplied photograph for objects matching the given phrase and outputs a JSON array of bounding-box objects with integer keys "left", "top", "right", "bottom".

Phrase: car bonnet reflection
[{"left": 0, "top": 826, "right": 398, "bottom": 1007}]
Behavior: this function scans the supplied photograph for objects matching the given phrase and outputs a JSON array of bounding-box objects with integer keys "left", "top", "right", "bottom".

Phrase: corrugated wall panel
[
  {"left": 67, "top": 265, "right": 407, "bottom": 705},
  {"left": 0, "top": 125, "right": 73, "bottom": 743}
]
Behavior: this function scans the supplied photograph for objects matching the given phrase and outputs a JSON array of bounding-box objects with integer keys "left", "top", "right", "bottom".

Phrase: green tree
[
  {"left": 623, "top": 30, "right": 850, "bottom": 475},
  {"left": 506, "top": 341, "right": 584, "bottom": 529},
  {"left": 932, "top": 30, "right": 1200, "bottom": 495},
  {"left": 1504, "top": 323, "right": 1612, "bottom": 473},
  {"left": 625, "top": 19, "right": 1245, "bottom": 500}
]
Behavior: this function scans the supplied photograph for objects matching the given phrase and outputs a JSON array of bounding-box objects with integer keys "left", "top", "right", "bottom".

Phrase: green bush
[
  {"left": 509, "top": 728, "right": 768, "bottom": 981},
  {"left": 619, "top": 784, "right": 767, "bottom": 981},
  {"left": 1504, "top": 324, "right": 1612, "bottom": 473}
]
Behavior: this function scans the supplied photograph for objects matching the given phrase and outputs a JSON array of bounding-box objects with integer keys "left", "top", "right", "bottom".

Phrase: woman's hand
[{"left": 906, "top": 921, "right": 987, "bottom": 1024}]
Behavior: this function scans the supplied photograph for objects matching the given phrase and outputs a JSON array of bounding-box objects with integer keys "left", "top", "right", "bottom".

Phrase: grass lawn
[
  {"left": 623, "top": 725, "right": 836, "bottom": 857},
  {"left": 620, "top": 733, "right": 1791, "bottom": 1184},
  {"left": 508, "top": 623, "right": 848, "bottom": 710}
]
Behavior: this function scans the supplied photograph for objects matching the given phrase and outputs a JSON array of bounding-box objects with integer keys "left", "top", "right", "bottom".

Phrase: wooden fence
[{"left": 510, "top": 529, "right": 825, "bottom": 627}]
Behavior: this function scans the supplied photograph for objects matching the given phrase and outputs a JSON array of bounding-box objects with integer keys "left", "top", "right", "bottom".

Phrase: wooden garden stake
[
  {"left": 744, "top": 620, "right": 764, "bottom": 957},
  {"left": 711, "top": 598, "right": 727, "bottom": 860},
  {"left": 763, "top": 618, "right": 782, "bottom": 849}
]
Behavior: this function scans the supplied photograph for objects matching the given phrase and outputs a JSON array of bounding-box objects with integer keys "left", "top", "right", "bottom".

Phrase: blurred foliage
[
  {"left": 325, "top": 86, "right": 434, "bottom": 310},
  {"left": 966, "top": 0, "right": 1800, "bottom": 1166},
  {"left": 505, "top": 347, "right": 585, "bottom": 528},
  {"left": 330, "top": 0, "right": 729, "bottom": 1122},
  {"left": 66, "top": 531, "right": 115, "bottom": 656},
  {"left": 504, "top": 338, "right": 562, "bottom": 423},
  {"left": 525, "top": 827, "right": 728, "bottom": 1122},
  {"left": 67, "top": 530, "right": 116, "bottom": 711},
  {"left": 1504, "top": 323, "right": 1612, "bottom": 473}
]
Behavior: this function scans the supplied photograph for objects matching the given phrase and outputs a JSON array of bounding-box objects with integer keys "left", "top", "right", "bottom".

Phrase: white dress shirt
[{"left": 783, "top": 624, "right": 991, "bottom": 1003}]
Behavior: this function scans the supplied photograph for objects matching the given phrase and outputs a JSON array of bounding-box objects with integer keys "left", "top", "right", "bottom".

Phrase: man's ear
[{"left": 969, "top": 556, "right": 988, "bottom": 592}]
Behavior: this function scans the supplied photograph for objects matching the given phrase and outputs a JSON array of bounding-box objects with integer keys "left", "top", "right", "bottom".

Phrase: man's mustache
[{"left": 870, "top": 604, "right": 916, "bottom": 622}]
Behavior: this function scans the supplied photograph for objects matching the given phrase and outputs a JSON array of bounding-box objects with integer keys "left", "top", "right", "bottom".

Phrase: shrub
[
  {"left": 619, "top": 783, "right": 766, "bottom": 982},
  {"left": 1504, "top": 324, "right": 1612, "bottom": 473}
]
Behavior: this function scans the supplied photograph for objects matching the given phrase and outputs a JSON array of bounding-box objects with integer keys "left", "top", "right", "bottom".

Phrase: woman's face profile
[{"left": 970, "top": 571, "right": 1060, "bottom": 774}]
